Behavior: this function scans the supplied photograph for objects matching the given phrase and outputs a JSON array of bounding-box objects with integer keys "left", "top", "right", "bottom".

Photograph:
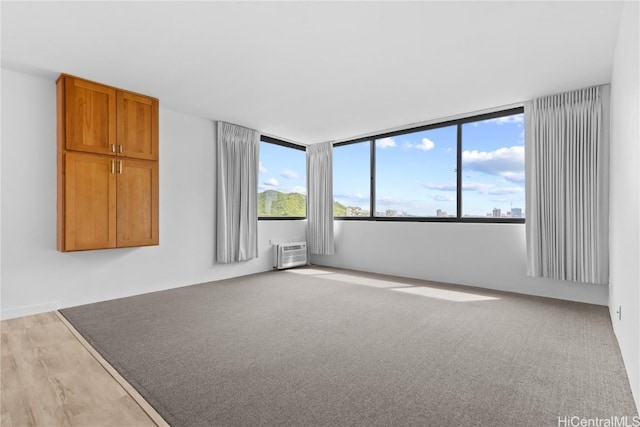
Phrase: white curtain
[
  {"left": 307, "top": 142, "right": 334, "bottom": 255},
  {"left": 525, "top": 86, "right": 609, "bottom": 284},
  {"left": 216, "top": 122, "right": 259, "bottom": 263}
]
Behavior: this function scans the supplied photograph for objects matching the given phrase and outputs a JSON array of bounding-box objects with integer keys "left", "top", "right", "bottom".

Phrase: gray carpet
[{"left": 60, "top": 267, "right": 638, "bottom": 427}]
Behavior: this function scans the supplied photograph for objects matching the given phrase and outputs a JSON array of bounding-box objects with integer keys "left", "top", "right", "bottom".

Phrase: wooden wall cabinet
[{"left": 57, "top": 74, "right": 159, "bottom": 252}]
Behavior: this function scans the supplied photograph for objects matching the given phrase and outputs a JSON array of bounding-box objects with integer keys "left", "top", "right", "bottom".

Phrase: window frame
[
  {"left": 333, "top": 107, "right": 525, "bottom": 224},
  {"left": 258, "top": 135, "right": 307, "bottom": 221}
]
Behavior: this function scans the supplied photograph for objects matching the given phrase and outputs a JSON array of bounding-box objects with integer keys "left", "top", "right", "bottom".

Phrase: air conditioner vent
[{"left": 274, "top": 241, "right": 307, "bottom": 270}]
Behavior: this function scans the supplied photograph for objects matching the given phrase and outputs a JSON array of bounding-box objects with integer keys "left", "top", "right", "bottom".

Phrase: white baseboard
[{"left": 1, "top": 302, "right": 59, "bottom": 320}]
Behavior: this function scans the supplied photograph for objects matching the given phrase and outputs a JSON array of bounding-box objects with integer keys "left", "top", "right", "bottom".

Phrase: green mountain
[
  {"left": 259, "top": 190, "right": 306, "bottom": 217},
  {"left": 258, "top": 190, "right": 347, "bottom": 217},
  {"left": 333, "top": 200, "right": 346, "bottom": 217}
]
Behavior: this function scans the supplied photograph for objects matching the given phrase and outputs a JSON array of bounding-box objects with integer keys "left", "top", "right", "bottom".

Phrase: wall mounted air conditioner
[{"left": 274, "top": 242, "right": 307, "bottom": 270}]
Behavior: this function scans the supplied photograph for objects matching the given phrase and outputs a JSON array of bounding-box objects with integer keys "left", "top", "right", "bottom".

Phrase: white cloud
[
  {"left": 264, "top": 178, "right": 279, "bottom": 187},
  {"left": 462, "top": 146, "right": 524, "bottom": 183},
  {"left": 406, "top": 137, "right": 435, "bottom": 151},
  {"left": 423, "top": 183, "right": 457, "bottom": 191},
  {"left": 431, "top": 194, "right": 454, "bottom": 202},
  {"left": 259, "top": 162, "right": 267, "bottom": 174},
  {"left": 487, "top": 187, "right": 524, "bottom": 196},
  {"left": 280, "top": 169, "right": 299, "bottom": 179},
  {"left": 376, "top": 196, "right": 405, "bottom": 204},
  {"left": 290, "top": 186, "right": 307, "bottom": 194},
  {"left": 462, "top": 182, "right": 494, "bottom": 192},
  {"left": 501, "top": 171, "right": 525, "bottom": 183},
  {"left": 424, "top": 181, "right": 506, "bottom": 194},
  {"left": 483, "top": 114, "right": 524, "bottom": 125},
  {"left": 376, "top": 137, "right": 396, "bottom": 149}
]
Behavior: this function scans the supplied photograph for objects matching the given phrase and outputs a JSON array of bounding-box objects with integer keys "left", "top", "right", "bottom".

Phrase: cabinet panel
[
  {"left": 116, "top": 159, "right": 159, "bottom": 247},
  {"left": 117, "top": 91, "right": 159, "bottom": 160},
  {"left": 57, "top": 74, "right": 159, "bottom": 251},
  {"left": 64, "top": 152, "right": 117, "bottom": 251},
  {"left": 64, "top": 76, "right": 117, "bottom": 155}
]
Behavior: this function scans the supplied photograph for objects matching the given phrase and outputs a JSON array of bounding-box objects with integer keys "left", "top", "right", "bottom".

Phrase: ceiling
[{"left": 1, "top": 1, "right": 624, "bottom": 145}]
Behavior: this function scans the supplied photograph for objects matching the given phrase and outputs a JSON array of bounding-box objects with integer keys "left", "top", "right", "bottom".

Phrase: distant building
[
  {"left": 492, "top": 208, "right": 501, "bottom": 218},
  {"left": 511, "top": 208, "right": 523, "bottom": 218},
  {"left": 436, "top": 209, "right": 448, "bottom": 217},
  {"left": 385, "top": 209, "right": 397, "bottom": 217},
  {"left": 347, "top": 206, "right": 361, "bottom": 216},
  {"left": 346, "top": 206, "right": 370, "bottom": 217}
]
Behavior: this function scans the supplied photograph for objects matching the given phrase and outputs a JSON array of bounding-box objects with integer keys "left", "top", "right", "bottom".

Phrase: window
[
  {"left": 258, "top": 137, "right": 306, "bottom": 218},
  {"left": 461, "top": 112, "right": 525, "bottom": 218},
  {"left": 376, "top": 126, "right": 457, "bottom": 217},
  {"left": 332, "top": 107, "right": 524, "bottom": 223},
  {"left": 333, "top": 141, "right": 371, "bottom": 217}
]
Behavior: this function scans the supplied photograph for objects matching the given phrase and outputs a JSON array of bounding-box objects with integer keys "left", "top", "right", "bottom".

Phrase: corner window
[{"left": 258, "top": 137, "right": 306, "bottom": 218}]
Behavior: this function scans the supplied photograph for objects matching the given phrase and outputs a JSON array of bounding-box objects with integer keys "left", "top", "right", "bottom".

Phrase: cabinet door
[
  {"left": 117, "top": 91, "right": 159, "bottom": 160},
  {"left": 64, "top": 152, "right": 117, "bottom": 251},
  {"left": 116, "top": 159, "right": 159, "bottom": 247},
  {"left": 64, "top": 76, "right": 117, "bottom": 155}
]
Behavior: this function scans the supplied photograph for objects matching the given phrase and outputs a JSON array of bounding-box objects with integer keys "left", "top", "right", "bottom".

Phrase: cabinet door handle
[
  {"left": 111, "top": 159, "right": 115, "bottom": 174},
  {"left": 118, "top": 145, "right": 124, "bottom": 154},
  {"left": 119, "top": 160, "right": 123, "bottom": 174},
  {"left": 111, "top": 144, "right": 116, "bottom": 153}
]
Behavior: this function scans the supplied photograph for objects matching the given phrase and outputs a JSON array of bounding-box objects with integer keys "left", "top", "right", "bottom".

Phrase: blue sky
[
  {"left": 259, "top": 143, "right": 307, "bottom": 195},
  {"left": 260, "top": 112, "right": 525, "bottom": 217}
]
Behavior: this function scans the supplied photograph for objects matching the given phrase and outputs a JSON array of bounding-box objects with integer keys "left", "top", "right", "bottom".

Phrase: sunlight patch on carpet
[
  {"left": 392, "top": 286, "right": 500, "bottom": 302},
  {"left": 316, "top": 273, "right": 413, "bottom": 289},
  {"left": 285, "top": 268, "right": 334, "bottom": 275}
]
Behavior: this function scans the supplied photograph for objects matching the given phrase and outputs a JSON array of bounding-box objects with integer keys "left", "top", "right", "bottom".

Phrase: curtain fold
[
  {"left": 216, "top": 122, "right": 259, "bottom": 263},
  {"left": 307, "top": 142, "right": 334, "bottom": 255},
  {"left": 525, "top": 86, "right": 609, "bottom": 284}
]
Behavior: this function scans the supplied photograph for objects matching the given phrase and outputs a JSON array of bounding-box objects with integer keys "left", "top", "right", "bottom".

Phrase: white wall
[
  {"left": 0, "top": 68, "right": 306, "bottom": 320},
  {"left": 609, "top": 0, "right": 640, "bottom": 411},
  {"left": 312, "top": 221, "right": 608, "bottom": 305}
]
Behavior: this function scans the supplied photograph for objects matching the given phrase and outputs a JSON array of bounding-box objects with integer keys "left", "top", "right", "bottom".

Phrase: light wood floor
[{"left": 1, "top": 311, "right": 162, "bottom": 426}]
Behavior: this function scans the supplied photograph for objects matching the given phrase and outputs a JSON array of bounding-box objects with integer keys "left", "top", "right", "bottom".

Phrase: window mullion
[
  {"left": 456, "top": 124, "right": 462, "bottom": 220},
  {"left": 370, "top": 139, "right": 376, "bottom": 219}
]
